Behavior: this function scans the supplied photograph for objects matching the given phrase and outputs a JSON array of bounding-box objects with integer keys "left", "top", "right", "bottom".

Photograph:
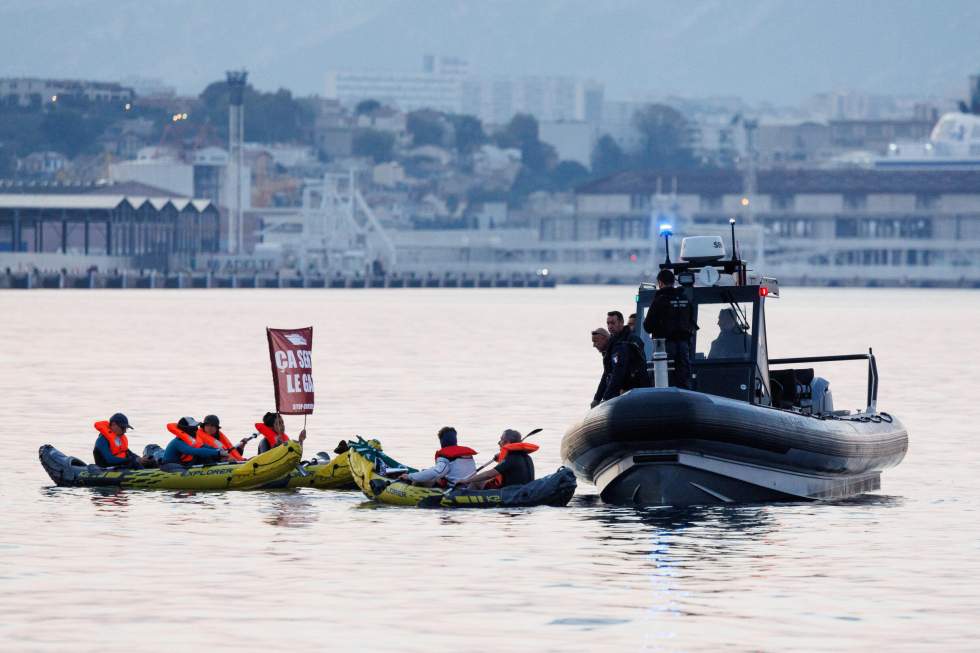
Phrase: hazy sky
[{"left": 1, "top": 0, "right": 977, "bottom": 104}]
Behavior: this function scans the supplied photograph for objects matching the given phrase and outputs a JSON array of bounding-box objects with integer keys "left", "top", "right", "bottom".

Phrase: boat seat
[{"left": 770, "top": 368, "right": 814, "bottom": 410}]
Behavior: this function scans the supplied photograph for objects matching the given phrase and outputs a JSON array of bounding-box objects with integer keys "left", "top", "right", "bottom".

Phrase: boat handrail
[{"left": 768, "top": 350, "right": 878, "bottom": 414}]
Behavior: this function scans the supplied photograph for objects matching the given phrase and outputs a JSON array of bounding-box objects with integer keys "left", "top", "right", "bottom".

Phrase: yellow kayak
[
  {"left": 348, "top": 440, "right": 577, "bottom": 508},
  {"left": 40, "top": 441, "right": 302, "bottom": 491},
  {"left": 348, "top": 440, "right": 442, "bottom": 506}
]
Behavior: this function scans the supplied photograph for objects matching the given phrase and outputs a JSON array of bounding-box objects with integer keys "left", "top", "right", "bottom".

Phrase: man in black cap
[
  {"left": 643, "top": 269, "right": 695, "bottom": 389},
  {"left": 92, "top": 412, "right": 146, "bottom": 468}
]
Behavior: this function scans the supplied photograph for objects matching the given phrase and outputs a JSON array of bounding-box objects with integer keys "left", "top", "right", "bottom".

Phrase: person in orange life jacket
[
  {"left": 397, "top": 426, "right": 476, "bottom": 487},
  {"left": 162, "top": 416, "right": 226, "bottom": 465},
  {"left": 93, "top": 412, "right": 147, "bottom": 468},
  {"left": 197, "top": 414, "right": 248, "bottom": 462},
  {"left": 458, "top": 429, "right": 537, "bottom": 489},
  {"left": 255, "top": 412, "right": 307, "bottom": 454}
]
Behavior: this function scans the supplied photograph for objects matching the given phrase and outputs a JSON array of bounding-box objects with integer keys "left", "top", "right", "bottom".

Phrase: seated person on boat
[
  {"left": 93, "top": 413, "right": 145, "bottom": 469},
  {"left": 398, "top": 426, "right": 476, "bottom": 487},
  {"left": 255, "top": 412, "right": 307, "bottom": 453},
  {"left": 709, "top": 308, "right": 751, "bottom": 359},
  {"left": 162, "top": 417, "right": 226, "bottom": 465},
  {"left": 459, "top": 429, "right": 537, "bottom": 489}
]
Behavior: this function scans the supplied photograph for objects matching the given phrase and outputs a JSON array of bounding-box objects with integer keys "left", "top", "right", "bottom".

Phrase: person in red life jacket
[
  {"left": 162, "top": 416, "right": 226, "bottom": 465},
  {"left": 93, "top": 412, "right": 146, "bottom": 468},
  {"left": 397, "top": 426, "right": 476, "bottom": 487},
  {"left": 255, "top": 412, "right": 307, "bottom": 454},
  {"left": 197, "top": 414, "right": 247, "bottom": 462},
  {"left": 458, "top": 429, "right": 537, "bottom": 489}
]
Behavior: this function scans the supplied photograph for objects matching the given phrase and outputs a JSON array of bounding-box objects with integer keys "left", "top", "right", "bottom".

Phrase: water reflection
[
  {"left": 263, "top": 492, "right": 317, "bottom": 528},
  {"left": 87, "top": 487, "right": 130, "bottom": 511}
]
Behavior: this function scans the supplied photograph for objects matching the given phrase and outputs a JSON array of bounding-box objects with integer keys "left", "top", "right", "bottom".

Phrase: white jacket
[{"left": 407, "top": 455, "right": 476, "bottom": 485}]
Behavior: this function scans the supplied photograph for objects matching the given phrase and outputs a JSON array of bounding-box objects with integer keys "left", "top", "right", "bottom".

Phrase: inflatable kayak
[
  {"left": 261, "top": 439, "right": 411, "bottom": 490},
  {"left": 348, "top": 439, "right": 577, "bottom": 508},
  {"left": 39, "top": 441, "right": 302, "bottom": 490}
]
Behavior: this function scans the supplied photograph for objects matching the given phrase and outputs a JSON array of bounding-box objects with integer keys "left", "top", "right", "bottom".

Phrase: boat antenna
[
  {"left": 659, "top": 222, "right": 673, "bottom": 265},
  {"left": 729, "top": 218, "right": 738, "bottom": 262}
]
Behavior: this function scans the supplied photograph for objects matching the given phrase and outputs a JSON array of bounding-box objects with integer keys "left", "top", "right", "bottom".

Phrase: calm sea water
[{"left": 1, "top": 287, "right": 978, "bottom": 651}]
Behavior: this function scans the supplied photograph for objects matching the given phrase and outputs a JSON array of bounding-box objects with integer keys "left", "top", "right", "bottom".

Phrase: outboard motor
[{"left": 811, "top": 377, "right": 834, "bottom": 415}]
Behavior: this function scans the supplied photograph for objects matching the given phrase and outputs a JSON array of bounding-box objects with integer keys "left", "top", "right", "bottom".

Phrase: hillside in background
[{"left": 0, "top": 0, "right": 978, "bottom": 102}]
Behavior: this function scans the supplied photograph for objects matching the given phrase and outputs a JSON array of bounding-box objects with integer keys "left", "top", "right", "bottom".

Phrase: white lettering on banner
[
  {"left": 286, "top": 350, "right": 298, "bottom": 368},
  {"left": 275, "top": 351, "right": 288, "bottom": 371},
  {"left": 286, "top": 373, "right": 304, "bottom": 393},
  {"left": 302, "top": 374, "right": 314, "bottom": 392}
]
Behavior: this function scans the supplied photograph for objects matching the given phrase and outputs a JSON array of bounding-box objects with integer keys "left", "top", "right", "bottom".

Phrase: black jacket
[
  {"left": 643, "top": 286, "right": 695, "bottom": 340},
  {"left": 599, "top": 327, "right": 651, "bottom": 402}
]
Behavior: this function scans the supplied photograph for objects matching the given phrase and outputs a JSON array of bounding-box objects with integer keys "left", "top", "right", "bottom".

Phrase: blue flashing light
[{"left": 658, "top": 223, "right": 673, "bottom": 236}]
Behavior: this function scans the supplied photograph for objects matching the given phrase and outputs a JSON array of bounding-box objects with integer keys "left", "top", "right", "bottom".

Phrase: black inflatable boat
[{"left": 562, "top": 234, "right": 909, "bottom": 507}]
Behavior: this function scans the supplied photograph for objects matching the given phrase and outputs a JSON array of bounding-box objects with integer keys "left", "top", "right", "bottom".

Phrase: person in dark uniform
[
  {"left": 642, "top": 269, "right": 695, "bottom": 389},
  {"left": 606, "top": 310, "right": 647, "bottom": 361},
  {"left": 599, "top": 311, "right": 650, "bottom": 404},
  {"left": 590, "top": 327, "right": 611, "bottom": 408}
]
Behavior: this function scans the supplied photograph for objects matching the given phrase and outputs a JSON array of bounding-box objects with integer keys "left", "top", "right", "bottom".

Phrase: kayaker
[
  {"left": 255, "top": 412, "right": 307, "bottom": 454},
  {"left": 162, "top": 416, "right": 226, "bottom": 465},
  {"left": 459, "top": 429, "right": 537, "bottom": 489},
  {"left": 398, "top": 426, "right": 476, "bottom": 487},
  {"left": 197, "top": 414, "right": 247, "bottom": 462},
  {"left": 642, "top": 269, "right": 695, "bottom": 389},
  {"left": 92, "top": 412, "right": 145, "bottom": 468}
]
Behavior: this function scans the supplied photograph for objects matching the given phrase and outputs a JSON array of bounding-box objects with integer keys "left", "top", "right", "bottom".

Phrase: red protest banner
[{"left": 266, "top": 326, "right": 314, "bottom": 415}]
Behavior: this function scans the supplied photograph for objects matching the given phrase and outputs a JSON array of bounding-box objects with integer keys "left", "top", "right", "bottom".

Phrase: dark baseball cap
[
  {"left": 177, "top": 416, "right": 200, "bottom": 430},
  {"left": 202, "top": 414, "right": 221, "bottom": 428},
  {"left": 109, "top": 412, "right": 133, "bottom": 430}
]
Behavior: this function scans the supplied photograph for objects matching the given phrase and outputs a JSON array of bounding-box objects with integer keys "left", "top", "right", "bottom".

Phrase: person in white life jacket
[{"left": 398, "top": 426, "right": 476, "bottom": 488}]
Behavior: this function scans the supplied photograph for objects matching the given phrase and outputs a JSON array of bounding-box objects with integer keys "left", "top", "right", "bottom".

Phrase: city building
[
  {"left": 325, "top": 56, "right": 603, "bottom": 126},
  {"left": 829, "top": 118, "right": 937, "bottom": 153},
  {"left": 571, "top": 168, "right": 980, "bottom": 285},
  {"left": 326, "top": 56, "right": 466, "bottom": 114},
  {"left": 0, "top": 192, "right": 219, "bottom": 272},
  {"left": 0, "top": 78, "right": 134, "bottom": 107},
  {"left": 462, "top": 76, "right": 603, "bottom": 125}
]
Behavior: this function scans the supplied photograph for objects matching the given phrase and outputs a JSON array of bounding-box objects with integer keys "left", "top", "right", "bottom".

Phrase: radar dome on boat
[{"left": 679, "top": 236, "right": 726, "bottom": 264}]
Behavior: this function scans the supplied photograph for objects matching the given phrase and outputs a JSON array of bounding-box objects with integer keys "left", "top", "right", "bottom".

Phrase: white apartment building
[{"left": 325, "top": 56, "right": 603, "bottom": 126}]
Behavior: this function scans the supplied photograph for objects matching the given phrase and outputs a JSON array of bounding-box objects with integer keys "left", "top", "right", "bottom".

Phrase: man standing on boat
[
  {"left": 643, "top": 269, "right": 695, "bottom": 389},
  {"left": 590, "top": 327, "right": 612, "bottom": 408},
  {"left": 598, "top": 311, "right": 650, "bottom": 404}
]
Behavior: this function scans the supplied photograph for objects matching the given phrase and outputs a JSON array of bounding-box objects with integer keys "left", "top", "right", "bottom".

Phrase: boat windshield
[{"left": 696, "top": 300, "right": 753, "bottom": 361}]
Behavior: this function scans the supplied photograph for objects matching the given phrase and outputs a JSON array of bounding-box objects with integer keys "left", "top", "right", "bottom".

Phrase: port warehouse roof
[
  {"left": 0, "top": 194, "right": 215, "bottom": 212},
  {"left": 577, "top": 169, "right": 980, "bottom": 195},
  {"left": 0, "top": 181, "right": 215, "bottom": 213}
]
